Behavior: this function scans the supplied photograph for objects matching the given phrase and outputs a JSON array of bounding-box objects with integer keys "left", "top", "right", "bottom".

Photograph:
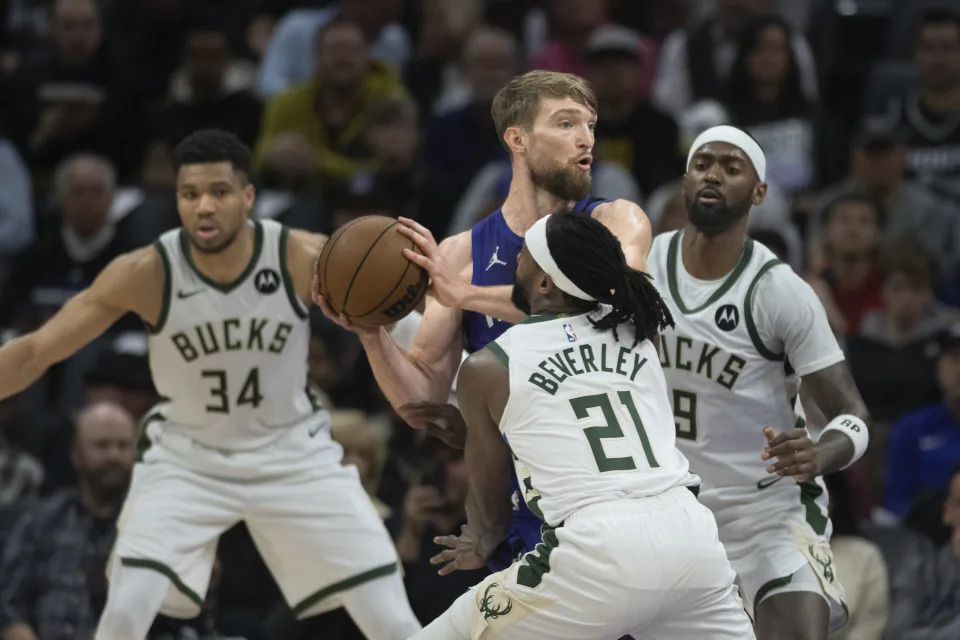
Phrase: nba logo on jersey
[{"left": 562, "top": 323, "right": 577, "bottom": 342}]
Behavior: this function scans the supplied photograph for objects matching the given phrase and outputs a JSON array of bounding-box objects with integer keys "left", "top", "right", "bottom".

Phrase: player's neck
[
  {"left": 187, "top": 224, "right": 256, "bottom": 284},
  {"left": 501, "top": 179, "right": 574, "bottom": 236},
  {"left": 680, "top": 221, "right": 749, "bottom": 280}
]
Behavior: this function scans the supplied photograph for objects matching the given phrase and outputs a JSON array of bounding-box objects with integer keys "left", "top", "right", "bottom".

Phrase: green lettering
[
  {"left": 538, "top": 361, "right": 565, "bottom": 383},
  {"left": 563, "top": 348, "right": 583, "bottom": 375},
  {"left": 195, "top": 323, "right": 220, "bottom": 355},
  {"left": 696, "top": 344, "right": 721, "bottom": 379},
  {"left": 269, "top": 322, "right": 293, "bottom": 353},
  {"left": 223, "top": 319, "right": 241, "bottom": 351},
  {"left": 658, "top": 335, "right": 671, "bottom": 368},
  {"left": 529, "top": 372, "right": 558, "bottom": 395},
  {"left": 630, "top": 355, "right": 647, "bottom": 381},
  {"left": 171, "top": 333, "right": 198, "bottom": 362},
  {"left": 600, "top": 344, "right": 614, "bottom": 372},
  {"left": 548, "top": 354, "right": 571, "bottom": 378},
  {"left": 616, "top": 346, "right": 630, "bottom": 376},
  {"left": 580, "top": 344, "right": 598, "bottom": 372},
  {"left": 717, "top": 355, "right": 746, "bottom": 390},
  {"left": 676, "top": 336, "right": 693, "bottom": 371},
  {"left": 247, "top": 318, "right": 267, "bottom": 350}
]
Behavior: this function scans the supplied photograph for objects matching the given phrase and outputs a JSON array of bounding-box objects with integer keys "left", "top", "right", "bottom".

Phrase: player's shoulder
[
  {"left": 591, "top": 198, "right": 648, "bottom": 224},
  {"left": 439, "top": 229, "right": 472, "bottom": 271},
  {"left": 285, "top": 225, "right": 328, "bottom": 259}
]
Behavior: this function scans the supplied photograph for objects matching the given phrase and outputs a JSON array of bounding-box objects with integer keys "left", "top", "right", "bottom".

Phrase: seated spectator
[
  {"left": 254, "top": 18, "right": 409, "bottom": 191},
  {"left": 151, "top": 25, "right": 262, "bottom": 153},
  {"left": 884, "top": 465, "right": 960, "bottom": 639},
  {"left": 824, "top": 472, "right": 889, "bottom": 640},
  {"left": 873, "top": 9, "right": 960, "bottom": 206},
  {"left": 0, "top": 402, "right": 136, "bottom": 640},
  {"left": 530, "top": 0, "right": 657, "bottom": 97},
  {"left": 257, "top": 0, "right": 410, "bottom": 99},
  {"left": 847, "top": 237, "right": 952, "bottom": 424},
  {"left": 403, "top": 0, "right": 483, "bottom": 118},
  {"left": 653, "top": 0, "right": 818, "bottom": 120},
  {"left": 0, "top": 398, "right": 43, "bottom": 509},
  {"left": 586, "top": 25, "right": 683, "bottom": 199},
  {"left": 811, "top": 118, "right": 958, "bottom": 269},
  {"left": 721, "top": 13, "right": 818, "bottom": 198},
  {"left": 331, "top": 410, "right": 391, "bottom": 521},
  {"left": 885, "top": 324, "right": 960, "bottom": 519},
  {"left": 809, "top": 194, "right": 884, "bottom": 335},
  {"left": 0, "top": 137, "right": 34, "bottom": 292}
]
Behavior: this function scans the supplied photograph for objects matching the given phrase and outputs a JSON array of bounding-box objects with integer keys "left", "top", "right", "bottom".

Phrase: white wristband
[{"left": 821, "top": 414, "right": 868, "bottom": 470}]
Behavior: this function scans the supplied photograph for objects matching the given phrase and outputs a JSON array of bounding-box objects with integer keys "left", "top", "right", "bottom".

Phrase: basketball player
[
  {"left": 411, "top": 211, "right": 754, "bottom": 639},
  {"left": 645, "top": 125, "right": 871, "bottom": 640},
  {"left": 0, "top": 129, "right": 421, "bottom": 640},
  {"left": 316, "top": 70, "right": 652, "bottom": 569}
]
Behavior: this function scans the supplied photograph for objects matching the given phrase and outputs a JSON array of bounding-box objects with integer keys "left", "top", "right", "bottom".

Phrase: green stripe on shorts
[
  {"left": 121, "top": 557, "right": 203, "bottom": 608},
  {"left": 292, "top": 561, "right": 399, "bottom": 618}
]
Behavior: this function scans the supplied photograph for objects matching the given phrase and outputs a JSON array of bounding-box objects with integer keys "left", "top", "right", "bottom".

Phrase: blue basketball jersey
[{"left": 462, "top": 195, "right": 609, "bottom": 570}]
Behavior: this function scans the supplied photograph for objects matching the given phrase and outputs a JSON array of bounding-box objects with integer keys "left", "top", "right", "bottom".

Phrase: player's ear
[
  {"left": 243, "top": 182, "right": 256, "bottom": 210},
  {"left": 504, "top": 126, "right": 526, "bottom": 156},
  {"left": 751, "top": 182, "right": 767, "bottom": 207}
]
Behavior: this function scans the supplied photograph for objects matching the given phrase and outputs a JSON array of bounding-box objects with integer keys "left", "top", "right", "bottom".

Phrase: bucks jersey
[
  {"left": 147, "top": 219, "right": 320, "bottom": 451},
  {"left": 646, "top": 230, "right": 844, "bottom": 491},
  {"left": 488, "top": 310, "right": 697, "bottom": 527}
]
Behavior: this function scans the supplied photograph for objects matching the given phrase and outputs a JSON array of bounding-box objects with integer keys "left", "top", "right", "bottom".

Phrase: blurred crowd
[{"left": 1, "top": 0, "right": 960, "bottom": 638}]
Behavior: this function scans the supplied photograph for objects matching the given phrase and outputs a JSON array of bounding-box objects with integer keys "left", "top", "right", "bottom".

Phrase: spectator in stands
[
  {"left": 403, "top": 0, "right": 483, "bottom": 118},
  {"left": 847, "top": 237, "right": 951, "bottom": 424},
  {"left": 0, "top": 398, "right": 43, "bottom": 509},
  {"left": 885, "top": 325, "right": 960, "bottom": 519},
  {"left": 0, "top": 154, "right": 133, "bottom": 328},
  {"left": 877, "top": 9, "right": 960, "bottom": 205},
  {"left": 255, "top": 18, "right": 409, "bottom": 190},
  {"left": 824, "top": 472, "right": 889, "bottom": 640},
  {"left": 422, "top": 27, "right": 517, "bottom": 232},
  {"left": 653, "top": 0, "right": 817, "bottom": 121},
  {"left": 722, "top": 13, "right": 817, "bottom": 197},
  {"left": 0, "top": 138, "right": 34, "bottom": 292},
  {"left": 530, "top": 0, "right": 657, "bottom": 98},
  {"left": 809, "top": 193, "right": 884, "bottom": 335},
  {"left": 7, "top": 0, "right": 142, "bottom": 184},
  {"left": 812, "top": 118, "right": 958, "bottom": 269},
  {"left": 257, "top": 0, "right": 409, "bottom": 99},
  {"left": 586, "top": 25, "right": 682, "bottom": 199},
  {"left": 0, "top": 402, "right": 136, "bottom": 640},
  {"left": 152, "top": 25, "right": 262, "bottom": 151},
  {"left": 885, "top": 465, "right": 960, "bottom": 639},
  {"left": 331, "top": 410, "right": 392, "bottom": 521}
]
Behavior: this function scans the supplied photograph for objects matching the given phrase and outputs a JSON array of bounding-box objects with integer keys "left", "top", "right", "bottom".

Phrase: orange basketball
[{"left": 317, "top": 216, "right": 428, "bottom": 327}]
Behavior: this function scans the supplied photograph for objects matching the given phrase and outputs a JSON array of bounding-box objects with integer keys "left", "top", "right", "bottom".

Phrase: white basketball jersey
[
  {"left": 647, "top": 230, "right": 803, "bottom": 490},
  {"left": 489, "top": 310, "right": 698, "bottom": 526},
  {"left": 147, "top": 219, "right": 321, "bottom": 451}
]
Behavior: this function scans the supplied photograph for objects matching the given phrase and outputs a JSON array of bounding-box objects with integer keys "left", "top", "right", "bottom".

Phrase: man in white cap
[
  {"left": 646, "top": 125, "right": 871, "bottom": 639},
  {"left": 411, "top": 210, "right": 754, "bottom": 639}
]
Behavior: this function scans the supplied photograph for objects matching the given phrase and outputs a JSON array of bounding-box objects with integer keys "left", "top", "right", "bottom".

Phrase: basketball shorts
[
  {"left": 108, "top": 412, "right": 400, "bottom": 620},
  {"left": 463, "top": 487, "right": 754, "bottom": 639},
  {"left": 701, "top": 480, "right": 849, "bottom": 632}
]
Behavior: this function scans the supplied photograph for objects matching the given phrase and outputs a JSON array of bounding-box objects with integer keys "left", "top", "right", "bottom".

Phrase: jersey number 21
[{"left": 571, "top": 391, "right": 660, "bottom": 472}]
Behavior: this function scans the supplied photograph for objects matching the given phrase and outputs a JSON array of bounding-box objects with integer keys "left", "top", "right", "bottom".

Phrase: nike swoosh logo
[
  {"left": 757, "top": 476, "right": 783, "bottom": 489},
  {"left": 177, "top": 289, "right": 204, "bottom": 299}
]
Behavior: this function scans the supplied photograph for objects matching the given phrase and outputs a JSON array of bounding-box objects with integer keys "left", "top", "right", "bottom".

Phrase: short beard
[
  {"left": 685, "top": 194, "right": 751, "bottom": 237},
  {"left": 81, "top": 466, "right": 131, "bottom": 505},
  {"left": 530, "top": 162, "right": 591, "bottom": 202},
  {"left": 188, "top": 227, "right": 239, "bottom": 254},
  {"left": 511, "top": 281, "right": 532, "bottom": 315}
]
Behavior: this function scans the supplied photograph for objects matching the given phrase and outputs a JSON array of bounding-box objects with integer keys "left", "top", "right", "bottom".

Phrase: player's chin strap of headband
[
  {"left": 525, "top": 215, "right": 597, "bottom": 302},
  {"left": 686, "top": 125, "right": 767, "bottom": 182}
]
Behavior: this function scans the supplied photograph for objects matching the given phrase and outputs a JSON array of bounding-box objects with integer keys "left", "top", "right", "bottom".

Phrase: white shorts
[
  {"left": 701, "top": 480, "right": 848, "bottom": 632},
  {"left": 109, "top": 413, "right": 400, "bottom": 620},
  {"left": 463, "top": 487, "right": 755, "bottom": 640}
]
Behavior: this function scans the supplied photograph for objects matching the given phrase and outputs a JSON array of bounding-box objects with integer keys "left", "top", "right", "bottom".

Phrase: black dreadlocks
[{"left": 546, "top": 211, "right": 674, "bottom": 347}]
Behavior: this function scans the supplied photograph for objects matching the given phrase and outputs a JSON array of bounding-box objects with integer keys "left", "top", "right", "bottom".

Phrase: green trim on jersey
[
  {"left": 136, "top": 408, "right": 166, "bottom": 462},
  {"left": 149, "top": 241, "right": 172, "bottom": 335},
  {"left": 516, "top": 523, "right": 561, "bottom": 589},
  {"left": 800, "top": 480, "right": 829, "bottom": 536},
  {"left": 666, "top": 231, "right": 755, "bottom": 314},
  {"left": 744, "top": 258, "right": 786, "bottom": 361},
  {"left": 291, "top": 562, "right": 398, "bottom": 618},
  {"left": 485, "top": 341, "right": 509, "bottom": 369},
  {"left": 279, "top": 226, "right": 310, "bottom": 320},
  {"left": 754, "top": 574, "right": 793, "bottom": 612},
  {"left": 178, "top": 220, "right": 264, "bottom": 293},
  {"left": 518, "top": 313, "right": 560, "bottom": 325},
  {"left": 121, "top": 557, "right": 203, "bottom": 608}
]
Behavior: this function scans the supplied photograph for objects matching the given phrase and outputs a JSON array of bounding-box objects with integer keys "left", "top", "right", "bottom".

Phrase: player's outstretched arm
[
  {"left": 592, "top": 199, "right": 653, "bottom": 272},
  {"left": 0, "top": 247, "right": 161, "bottom": 402},
  {"left": 397, "top": 218, "right": 525, "bottom": 324},
  {"left": 285, "top": 228, "right": 328, "bottom": 306}
]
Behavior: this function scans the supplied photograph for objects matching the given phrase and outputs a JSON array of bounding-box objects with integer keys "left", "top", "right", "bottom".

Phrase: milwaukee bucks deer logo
[{"left": 479, "top": 583, "right": 514, "bottom": 620}]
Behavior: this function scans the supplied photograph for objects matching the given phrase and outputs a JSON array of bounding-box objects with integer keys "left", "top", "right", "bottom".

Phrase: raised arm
[{"left": 0, "top": 246, "right": 162, "bottom": 401}]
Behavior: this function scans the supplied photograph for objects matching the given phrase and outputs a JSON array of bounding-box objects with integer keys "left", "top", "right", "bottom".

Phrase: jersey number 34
[{"left": 202, "top": 368, "right": 263, "bottom": 413}]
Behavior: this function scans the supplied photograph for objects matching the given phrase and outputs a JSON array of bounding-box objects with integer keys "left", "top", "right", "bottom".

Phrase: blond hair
[{"left": 490, "top": 70, "right": 597, "bottom": 151}]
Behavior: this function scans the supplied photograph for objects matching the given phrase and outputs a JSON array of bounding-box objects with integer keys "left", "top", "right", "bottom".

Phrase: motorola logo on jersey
[
  {"left": 715, "top": 305, "right": 740, "bottom": 331},
  {"left": 254, "top": 268, "right": 281, "bottom": 294}
]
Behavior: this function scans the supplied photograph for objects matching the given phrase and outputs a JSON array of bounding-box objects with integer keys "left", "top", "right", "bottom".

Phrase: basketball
[{"left": 317, "top": 216, "right": 429, "bottom": 327}]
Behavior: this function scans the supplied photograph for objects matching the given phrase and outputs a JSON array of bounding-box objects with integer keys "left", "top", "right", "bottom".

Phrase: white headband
[
  {"left": 525, "top": 215, "right": 596, "bottom": 302},
  {"left": 686, "top": 125, "right": 766, "bottom": 182}
]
